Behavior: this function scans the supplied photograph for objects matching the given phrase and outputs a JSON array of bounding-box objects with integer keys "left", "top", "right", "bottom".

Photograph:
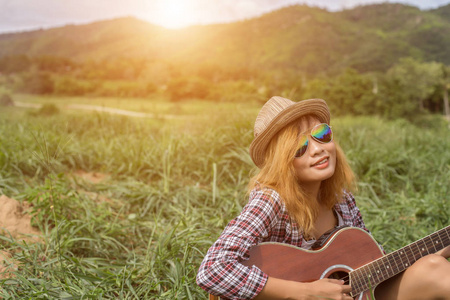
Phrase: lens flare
[{"left": 154, "top": 0, "right": 194, "bottom": 29}]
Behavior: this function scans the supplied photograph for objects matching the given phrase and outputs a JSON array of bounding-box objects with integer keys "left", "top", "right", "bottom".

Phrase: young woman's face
[{"left": 293, "top": 118, "right": 336, "bottom": 185}]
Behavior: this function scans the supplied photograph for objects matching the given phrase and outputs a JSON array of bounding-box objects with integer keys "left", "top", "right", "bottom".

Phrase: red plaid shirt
[{"left": 197, "top": 184, "right": 371, "bottom": 299}]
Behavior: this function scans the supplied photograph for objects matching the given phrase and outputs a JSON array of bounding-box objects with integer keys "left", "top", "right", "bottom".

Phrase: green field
[{"left": 0, "top": 96, "right": 449, "bottom": 299}]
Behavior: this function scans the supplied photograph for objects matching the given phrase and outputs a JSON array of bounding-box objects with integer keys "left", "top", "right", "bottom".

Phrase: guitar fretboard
[{"left": 350, "top": 225, "right": 450, "bottom": 296}]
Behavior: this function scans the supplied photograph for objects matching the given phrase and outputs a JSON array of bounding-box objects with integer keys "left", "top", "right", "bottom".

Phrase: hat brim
[{"left": 249, "top": 99, "right": 330, "bottom": 168}]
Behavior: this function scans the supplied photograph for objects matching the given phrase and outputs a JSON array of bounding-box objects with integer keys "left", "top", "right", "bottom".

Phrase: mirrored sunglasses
[{"left": 294, "top": 123, "right": 333, "bottom": 158}]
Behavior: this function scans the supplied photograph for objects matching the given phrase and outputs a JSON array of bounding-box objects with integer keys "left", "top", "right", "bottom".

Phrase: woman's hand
[
  {"left": 304, "top": 278, "right": 352, "bottom": 300},
  {"left": 255, "top": 277, "right": 352, "bottom": 300},
  {"left": 436, "top": 245, "right": 450, "bottom": 259}
]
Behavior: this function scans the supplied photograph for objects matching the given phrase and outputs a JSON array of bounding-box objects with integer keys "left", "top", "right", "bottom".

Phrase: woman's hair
[{"left": 248, "top": 115, "right": 356, "bottom": 239}]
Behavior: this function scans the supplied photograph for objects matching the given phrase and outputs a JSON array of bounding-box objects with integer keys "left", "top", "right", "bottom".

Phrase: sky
[{"left": 0, "top": 0, "right": 449, "bottom": 34}]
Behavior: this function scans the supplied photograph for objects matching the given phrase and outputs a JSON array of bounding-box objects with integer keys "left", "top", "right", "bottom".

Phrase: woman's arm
[
  {"left": 254, "top": 277, "right": 352, "bottom": 300},
  {"left": 197, "top": 187, "right": 282, "bottom": 299}
]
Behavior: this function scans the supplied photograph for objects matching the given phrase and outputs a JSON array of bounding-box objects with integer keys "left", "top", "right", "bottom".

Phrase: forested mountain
[
  {"left": 0, "top": 3, "right": 449, "bottom": 74},
  {"left": 1, "top": 3, "right": 449, "bottom": 120}
]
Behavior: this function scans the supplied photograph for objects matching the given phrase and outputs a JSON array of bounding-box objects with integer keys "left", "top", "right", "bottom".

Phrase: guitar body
[
  {"left": 208, "top": 224, "right": 449, "bottom": 299},
  {"left": 241, "top": 227, "right": 385, "bottom": 299}
]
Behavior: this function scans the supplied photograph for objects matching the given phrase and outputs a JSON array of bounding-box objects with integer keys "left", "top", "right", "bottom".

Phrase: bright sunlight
[{"left": 154, "top": 0, "right": 195, "bottom": 28}]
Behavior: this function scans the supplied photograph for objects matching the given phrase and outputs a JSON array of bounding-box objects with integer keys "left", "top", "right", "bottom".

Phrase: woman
[{"left": 197, "top": 96, "right": 450, "bottom": 300}]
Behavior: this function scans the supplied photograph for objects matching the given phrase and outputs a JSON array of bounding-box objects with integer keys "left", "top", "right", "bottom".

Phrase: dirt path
[
  {"left": 13, "top": 101, "right": 191, "bottom": 120},
  {"left": 13, "top": 101, "right": 40, "bottom": 108}
]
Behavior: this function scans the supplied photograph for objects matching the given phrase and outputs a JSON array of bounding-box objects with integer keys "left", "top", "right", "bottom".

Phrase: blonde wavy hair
[{"left": 248, "top": 116, "right": 356, "bottom": 239}]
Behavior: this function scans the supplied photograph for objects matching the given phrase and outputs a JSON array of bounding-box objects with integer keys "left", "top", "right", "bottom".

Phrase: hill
[
  {"left": 340, "top": 3, "right": 450, "bottom": 67},
  {"left": 0, "top": 3, "right": 449, "bottom": 74}
]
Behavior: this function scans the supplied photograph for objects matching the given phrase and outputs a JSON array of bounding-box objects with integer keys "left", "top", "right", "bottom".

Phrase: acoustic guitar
[{"left": 208, "top": 226, "right": 449, "bottom": 300}]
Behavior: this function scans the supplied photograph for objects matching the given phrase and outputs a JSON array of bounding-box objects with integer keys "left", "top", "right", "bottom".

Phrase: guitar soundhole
[{"left": 328, "top": 271, "right": 350, "bottom": 285}]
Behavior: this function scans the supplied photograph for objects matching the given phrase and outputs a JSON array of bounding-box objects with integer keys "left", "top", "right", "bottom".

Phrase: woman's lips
[{"left": 312, "top": 157, "right": 329, "bottom": 169}]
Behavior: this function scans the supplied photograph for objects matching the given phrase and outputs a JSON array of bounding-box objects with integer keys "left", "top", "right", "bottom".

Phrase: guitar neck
[{"left": 350, "top": 225, "right": 450, "bottom": 296}]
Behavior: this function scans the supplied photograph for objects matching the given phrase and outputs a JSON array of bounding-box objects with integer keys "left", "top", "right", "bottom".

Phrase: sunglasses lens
[
  {"left": 294, "top": 124, "right": 332, "bottom": 159},
  {"left": 311, "top": 124, "right": 332, "bottom": 143},
  {"left": 294, "top": 135, "right": 308, "bottom": 158}
]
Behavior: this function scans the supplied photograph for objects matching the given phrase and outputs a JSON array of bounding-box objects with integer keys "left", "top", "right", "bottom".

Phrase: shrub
[
  {"left": 167, "top": 76, "right": 211, "bottom": 101},
  {"left": 0, "top": 89, "right": 13, "bottom": 106},
  {"left": 16, "top": 71, "right": 55, "bottom": 94},
  {"left": 96, "top": 80, "right": 157, "bottom": 97},
  {"left": 31, "top": 103, "right": 60, "bottom": 116},
  {"left": 53, "top": 76, "right": 96, "bottom": 96},
  {"left": 208, "top": 80, "right": 263, "bottom": 102}
]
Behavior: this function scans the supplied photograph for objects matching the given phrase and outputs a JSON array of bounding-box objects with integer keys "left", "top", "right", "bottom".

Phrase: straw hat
[{"left": 249, "top": 96, "right": 330, "bottom": 168}]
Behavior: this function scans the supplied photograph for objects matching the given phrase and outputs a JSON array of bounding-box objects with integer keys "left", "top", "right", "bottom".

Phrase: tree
[
  {"left": 166, "top": 76, "right": 211, "bottom": 101},
  {"left": 301, "top": 69, "right": 378, "bottom": 116},
  {"left": 0, "top": 55, "right": 31, "bottom": 73},
  {"left": 382, "top": 57, "right": 443, "bottom": 118},
  {"left": 442, "top": 65, "right": 450, "bottom": 121},
  {"left": 18, "top": 71, "right": 54, "bottom": 94}
]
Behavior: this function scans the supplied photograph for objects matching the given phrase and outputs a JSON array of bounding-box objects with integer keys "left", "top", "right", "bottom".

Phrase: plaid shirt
[{"left": 196, "top": 184, "right": 371, "bottom": 300}]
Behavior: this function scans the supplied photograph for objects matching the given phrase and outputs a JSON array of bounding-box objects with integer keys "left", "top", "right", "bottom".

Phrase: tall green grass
[{"left": 0, "top": 101, "right": 448, "bottom": 298}]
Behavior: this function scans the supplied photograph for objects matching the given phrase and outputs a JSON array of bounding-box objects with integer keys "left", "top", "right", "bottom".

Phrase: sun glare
[{"left": 154, "top": 0, "right": 194, "bottom": 29}]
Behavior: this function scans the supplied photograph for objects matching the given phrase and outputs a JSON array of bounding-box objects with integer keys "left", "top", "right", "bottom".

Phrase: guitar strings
[{"left": 334, "top": 228, "right": 450, "bottom": 295}]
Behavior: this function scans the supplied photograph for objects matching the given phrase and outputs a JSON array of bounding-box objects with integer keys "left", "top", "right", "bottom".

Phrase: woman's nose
[{"left": 308, "top": 138, "right": 324, "bottom": 156}]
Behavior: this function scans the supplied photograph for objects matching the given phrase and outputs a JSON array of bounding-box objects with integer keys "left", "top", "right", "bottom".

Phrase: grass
[
  {"left": 0, "top": 96, "right": 449, "bottom": 298},
  {"left": 12, "top": 94, "right": 260, "bottom": 117}
]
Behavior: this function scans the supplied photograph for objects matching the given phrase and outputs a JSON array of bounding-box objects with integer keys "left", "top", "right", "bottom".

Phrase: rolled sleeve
[{"left": 197, "top": 187, "right": 282, "bottom": 299}]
